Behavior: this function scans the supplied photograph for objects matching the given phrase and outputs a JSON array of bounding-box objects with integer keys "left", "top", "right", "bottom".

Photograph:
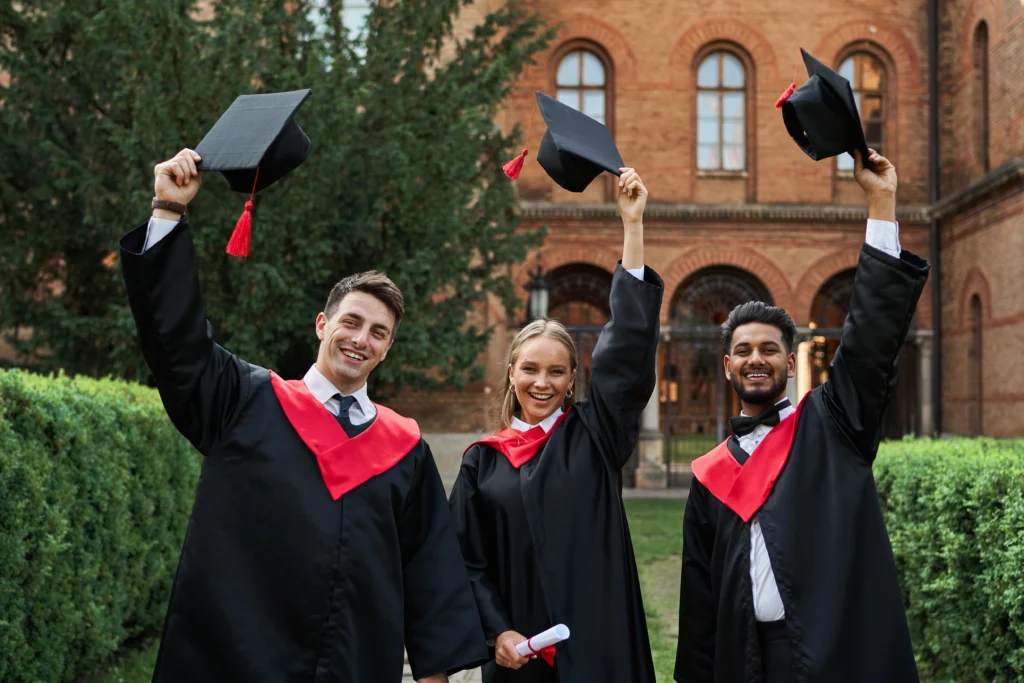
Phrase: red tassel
[
  {"left": 503, "top": 149, "right": 528, "bottom": 179},
  {"left": 502, "top": 104, "right": 537, "bottom": 180},
  {"left": 774, "top": 82, "right": 796, "bottom": 110},
  {"left": 775, "top": 56, "right": 801, "bottom": 110},
  {"left": 226, "top": 167, "right": 260, "bottom": 258},
  {"left": 226, "top": 200, "right": 253, "bottom": 258}
]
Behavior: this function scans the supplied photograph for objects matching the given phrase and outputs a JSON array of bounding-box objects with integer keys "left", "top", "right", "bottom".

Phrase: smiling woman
[{"left": 448, "top": 170, "right": 667, "bottom": 683}]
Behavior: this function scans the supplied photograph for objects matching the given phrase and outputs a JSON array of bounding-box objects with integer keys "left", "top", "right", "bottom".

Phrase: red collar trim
[
  {"left": 270, "top": 372, "right": 420, "bottom": 500},
  {"left": 691, "top": 397, "right": 806, "bottom": 522},
  {"left": 466, "top": 410, "right": 570, "bottom": 468}
]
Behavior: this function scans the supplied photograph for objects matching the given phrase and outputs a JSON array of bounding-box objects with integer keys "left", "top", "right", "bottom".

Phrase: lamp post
[{"left": 526, "top": 263, "right": 549, "bottom": 322}]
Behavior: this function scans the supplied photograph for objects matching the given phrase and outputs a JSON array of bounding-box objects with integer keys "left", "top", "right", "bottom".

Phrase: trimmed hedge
[
  {"left": 876, "top": 437, "right": 1024, "bottom": 682},
  {"left": 0, "top": 369, "right": 199, "bottom": 683}
]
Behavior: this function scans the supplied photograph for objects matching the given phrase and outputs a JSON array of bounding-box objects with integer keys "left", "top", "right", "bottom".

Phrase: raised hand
[
  {"left": 616, "top": 167, "right": 648, "bottom": 227},
  {"left": 854, "top": 149, "right": 897, "bottom": 222},
  {"left": 154, "top": 148, "right": 203, "bottom": 207}
]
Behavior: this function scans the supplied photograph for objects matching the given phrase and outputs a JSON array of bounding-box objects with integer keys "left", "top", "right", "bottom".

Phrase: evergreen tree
[{"left": 0, "top": 0, "right": 552, "bottom": 393}]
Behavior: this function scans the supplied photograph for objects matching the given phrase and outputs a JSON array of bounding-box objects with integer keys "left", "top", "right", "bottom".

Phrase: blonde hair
[{"left": 491, "top": 318, "right": 579, "bottom": 432}]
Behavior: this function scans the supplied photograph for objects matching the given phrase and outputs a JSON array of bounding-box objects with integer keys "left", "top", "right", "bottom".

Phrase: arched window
[
  {"left": 543, "top": 263, "right": 613, "bottom": 397},
  {"left": 973, "top": 22, "right": 990, "bottom": 173},
  {"left": 696, "top": 52, "right": 746, "bottom": 171},
  {"left": 809, "top": 269, "right": 856, "bottom": 389},
  {"left": 556, "top": 49, "right": 608, "bottom": 125},
  {"left": 968, "top": 294, "right": 983, "bottom": 434},
  {"left": 836, "top": 52, "right": 887, "bottom": 171}
]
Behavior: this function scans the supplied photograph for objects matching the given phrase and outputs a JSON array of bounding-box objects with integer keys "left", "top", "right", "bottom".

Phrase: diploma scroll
[{"left": 515, "top": 624, "right": 570, "bottom": 662}]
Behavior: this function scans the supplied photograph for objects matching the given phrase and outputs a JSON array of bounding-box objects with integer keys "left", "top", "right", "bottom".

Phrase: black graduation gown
[
  {"left": 674, "top": 244, "right": 929, "bottom": 683},
  {"left": 120, "top": 219, "right": 488, "bottom": 683},
  {"left": 449, "top": 264, "right": 663, "bottom": 683}
]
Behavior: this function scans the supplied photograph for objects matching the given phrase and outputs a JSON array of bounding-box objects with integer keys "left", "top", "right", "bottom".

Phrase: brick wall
[
  {"left": 939, "top": 0, "right": 1023, "bottom": 194},
  {"left": 940, "top": 179, "right": 1023, "bottom": 437}
]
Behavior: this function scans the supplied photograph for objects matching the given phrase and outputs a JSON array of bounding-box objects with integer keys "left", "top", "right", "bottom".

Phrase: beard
[{"left": 730, "top": 369, "right": 788, "bottom": 405}]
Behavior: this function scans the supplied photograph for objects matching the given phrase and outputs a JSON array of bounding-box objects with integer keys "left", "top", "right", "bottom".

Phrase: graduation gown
[
  {"left": 674, "top": 244, "right": 929, "bottom": 683},
  {"left": 449, "top": 264, "right": 663, "bottom": 683},
  {"left": 120, "top": 219, "right": 488, "bottom": 683}
]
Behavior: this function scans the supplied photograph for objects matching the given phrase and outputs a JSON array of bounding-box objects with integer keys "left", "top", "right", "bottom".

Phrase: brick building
[{"left": 391, "top": 0, "right": 1023, "bottom": 485}]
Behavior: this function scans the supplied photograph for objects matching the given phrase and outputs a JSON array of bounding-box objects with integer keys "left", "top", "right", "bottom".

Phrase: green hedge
[
  {"left": 876, "top": 437, "right": 1024, "bottom": 682},
  {"left": 0, "top": 369, "right": 199, "bottom": 683}
]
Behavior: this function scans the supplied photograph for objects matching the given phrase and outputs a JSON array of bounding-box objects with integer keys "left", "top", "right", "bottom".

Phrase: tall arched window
[
  {"left": 556, "top": 49, "right": 608, "bottom": 125},
  {"left": 696, "top": 52, "right": 746, "bottom": 171},
  {"left": 836, "top": 52, "right": 887, "bottom": 171},
  {"left": 968, "top": 294, "right": 983, "bottom": 434},
  {"left": 973, "top": 22, "right": 990, "bottom": 173}
]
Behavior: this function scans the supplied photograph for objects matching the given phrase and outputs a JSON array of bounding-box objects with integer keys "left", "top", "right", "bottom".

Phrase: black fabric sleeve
[
  {"left": 120, "top": 219, "right": 251, "bottom": 454},
  {"left": 578, "top": 264, "right": 664, "bottom": 469},
  {"left": 447, "top": 446, "right": 513, "bottom": 642},
  {"left": 400, "top": 442, "right": 490, "bottom": 678},
  {"left": 675, "top": 476, "right": 716, "bottom": 683},
  {"left": 822, "top": 245, "right": 929, "bottom": 462}
]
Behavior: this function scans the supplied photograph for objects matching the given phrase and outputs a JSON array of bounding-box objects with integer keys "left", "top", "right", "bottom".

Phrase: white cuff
[
  {"left": 626, "top": 266, "right": 646, "bottom": 282},
  {"left": 143, "top": 217, "right": 181, "bottom": 253},
  {"left": 865, "top": 219, "right": 901, "bottom": 259}
]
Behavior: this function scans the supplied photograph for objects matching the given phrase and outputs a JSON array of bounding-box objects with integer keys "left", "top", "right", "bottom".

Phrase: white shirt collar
[
  {"left": 303, "top": 365, "right": 373, "bottom": 415},
  {"left": 511, "top": 407, "right": 564, "bottom": 434},
  {"left": 740, "top": 397, "right": 795, "bottom": 420}
]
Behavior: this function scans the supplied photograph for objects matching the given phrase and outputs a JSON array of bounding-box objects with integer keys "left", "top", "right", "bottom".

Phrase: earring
[{"left": 566, "top": 387, "right": 573, "bottom": 398}]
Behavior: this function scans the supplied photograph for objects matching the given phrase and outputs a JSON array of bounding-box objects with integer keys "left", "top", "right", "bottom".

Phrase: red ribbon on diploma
[{"left": 524, "top": 637, "right": 557, "bottom": 666}]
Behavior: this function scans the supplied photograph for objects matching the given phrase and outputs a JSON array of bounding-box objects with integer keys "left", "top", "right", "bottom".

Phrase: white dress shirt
[
  {"left": 303, "top": 364, "right": 376, "bottom": 426},
  {"left": 743, "top": 218, "right": 901, "bottom": 622},
  {"left": 738, "top": 399, "right": 797, "bottom": 622},
  {"left": 510, "top": 406, "right": 565, "bottom": 434}
]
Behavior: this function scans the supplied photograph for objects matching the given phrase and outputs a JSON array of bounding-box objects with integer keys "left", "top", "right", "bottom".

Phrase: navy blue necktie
[{"left": 334, "top": 394, "right": 358, "bottom": 434}]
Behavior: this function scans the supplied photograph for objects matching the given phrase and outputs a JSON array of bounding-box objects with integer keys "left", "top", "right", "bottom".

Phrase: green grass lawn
[
  {"left": 94, "top": 499, "right": 686, "bottom": 683},
  {"left": 625, "top": 498, "right": 686, "bottom": 682}
]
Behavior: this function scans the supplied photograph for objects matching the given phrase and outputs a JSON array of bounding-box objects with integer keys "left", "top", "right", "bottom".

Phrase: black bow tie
[{"left": 729, "top": 399, "right": 792, "bottom": 438}]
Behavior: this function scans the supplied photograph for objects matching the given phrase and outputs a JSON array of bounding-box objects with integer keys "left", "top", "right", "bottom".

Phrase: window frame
[
  {"left": 833, "top": 42, "right": 894, "bottom": 178},
  {"left": 694, "top": 49, "right": 749, "bottom": 174}
]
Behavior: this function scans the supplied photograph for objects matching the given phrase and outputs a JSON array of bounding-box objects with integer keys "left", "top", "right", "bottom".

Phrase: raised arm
[
  {"left": 120, "top": 149, "right": 250, "bottom": 453},
  {"left": 579, "top": 169, "right": 664, "bottom": 469},
  {"left": 822, "top": 150, "right": 929, "bottom": 461}
]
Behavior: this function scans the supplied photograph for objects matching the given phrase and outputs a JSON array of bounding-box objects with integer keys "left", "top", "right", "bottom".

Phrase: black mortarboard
[
  {"left": 501, "top": 91, "right": 624, "bottom": 193},
  {"left": 777, "top": 49, "right": 874, "bottom": 170},
  {"left": 193, "top": 89, "right": 312, "bottom": 257}
]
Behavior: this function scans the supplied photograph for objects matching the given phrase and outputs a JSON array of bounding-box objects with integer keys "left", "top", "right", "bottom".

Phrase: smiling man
[
  {"left": 120, "top": 147, "right": 487, "bottom": 683},
  {"left": 674, "top": 148, "right": 929, "bottom": 683}
]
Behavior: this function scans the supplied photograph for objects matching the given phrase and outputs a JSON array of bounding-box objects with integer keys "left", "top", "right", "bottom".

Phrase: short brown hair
[{"left": 324, "top": 271, "right": 405, "bottom": 339}]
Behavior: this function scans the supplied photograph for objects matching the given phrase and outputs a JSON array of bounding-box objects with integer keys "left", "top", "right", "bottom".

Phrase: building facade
[{"left": 392, "top": 0, "right": 1023, "bottom": 485}]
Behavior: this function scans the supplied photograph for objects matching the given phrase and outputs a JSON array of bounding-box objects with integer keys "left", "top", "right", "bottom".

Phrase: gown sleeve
[
  {"left": 120, "top": 219, "right": 251, "bottom": 454},
  {"left": 447, "top": 446, "right": 513, "bottom": 641},
  {"left": 674, "top": 476, "right": 717, "bottom": 683},
  {"left": 400, "top": 442, "right": 490, "bottom": 678},
  {"left": 821, "top": 244, "right": 929, "bottom": 462},
  {"left": 578, "top": 263, "right": 664, "bottom": 469}
]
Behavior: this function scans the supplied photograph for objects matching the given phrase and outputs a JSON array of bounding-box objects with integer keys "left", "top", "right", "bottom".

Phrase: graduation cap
[
  {"left": 775, "top": 49, "right": 874, "bottom": 171},
  {"left": 502, "top": 91, "right": 624, "bottom": 193},
  {"left": 195, "top": 89, "right": 313, "bottom": 257}
]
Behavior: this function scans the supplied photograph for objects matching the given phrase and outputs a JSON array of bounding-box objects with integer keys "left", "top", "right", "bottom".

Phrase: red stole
[
  {"left": 466, "top": 410, "right": 570, "bottom": 468},
  {"left": 690, "top": 397, "right": 806, "bottom": 523},
  {"left": 270, "top": 372, "right": 421, "bottom": 500}
]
